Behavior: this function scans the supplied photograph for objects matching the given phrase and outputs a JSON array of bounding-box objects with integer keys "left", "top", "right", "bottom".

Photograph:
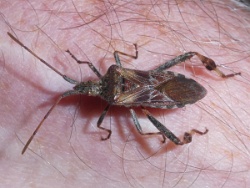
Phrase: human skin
[{"left": 1, "top": 0, "right": 250, "bottom": 187}]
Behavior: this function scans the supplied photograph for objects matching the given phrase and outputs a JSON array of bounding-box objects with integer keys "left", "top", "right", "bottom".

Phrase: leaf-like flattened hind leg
[
  {"left": 152, "top": 51, "right": 241, "bottom": 78},
  {"left": 141, "top": 108, "right": 208, "bottom": 145}
]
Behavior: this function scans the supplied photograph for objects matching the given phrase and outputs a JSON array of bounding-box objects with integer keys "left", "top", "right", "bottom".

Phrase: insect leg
[
  {"left": 152, "top": 52, "right": 240, "bottom": 78},
  {"left": 114, "top": 44, "right": 138, "bottom": 67},
  {"left": 130, "top": 109, "right": 165, "bottom": 142},
  {"left": 7, "top": 32, "right": 79, "bottom": 85},
  {"left": 66, "top": 50, "right": 102, "bottom": 78},
  {"left": 22, "top": 90, "right": 81, "bottom": 154},
  {"left": 141, "top": 108, "right": 208, "bottom": 145},
  {"left": 97, "top": 104, "right": 112, "bottom": 140}
]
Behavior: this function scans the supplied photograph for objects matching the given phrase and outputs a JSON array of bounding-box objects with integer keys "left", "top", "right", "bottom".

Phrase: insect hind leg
[
  {"left": 141, "top": 108, "right": 208, "bottom": 145},
  {"left": 114, "top": 44, "right": 138, "bottom": 67},
  {"left": 129, "top": 109, "right": 166, "bottom": 142},
  {"left": 152, "top": 52, "right": 240, "bottom": 78}
]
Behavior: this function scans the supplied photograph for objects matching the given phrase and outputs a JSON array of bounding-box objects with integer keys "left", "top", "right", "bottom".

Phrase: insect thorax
[{"left": 99, "top": 65, "right": 126, "bottom": 104}]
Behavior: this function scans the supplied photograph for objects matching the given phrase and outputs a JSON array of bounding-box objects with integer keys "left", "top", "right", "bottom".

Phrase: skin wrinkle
[{"left": 1, "top": 0, "right": 250, "bottom": 187}]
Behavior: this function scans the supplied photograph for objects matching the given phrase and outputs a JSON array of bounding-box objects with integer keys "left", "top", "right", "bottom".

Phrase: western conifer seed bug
[{"left": 8, "top": 32, "right": 241, "bottom": 154}]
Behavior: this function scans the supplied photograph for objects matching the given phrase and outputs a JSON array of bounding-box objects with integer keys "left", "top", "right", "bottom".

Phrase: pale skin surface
[{"left": 1, "top": 0, "right": 250, "bottom": 187}]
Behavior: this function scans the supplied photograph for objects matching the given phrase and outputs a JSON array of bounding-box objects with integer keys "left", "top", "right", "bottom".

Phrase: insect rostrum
[{"left": 7, "top": 32, "right": 240, "bottom": 154}]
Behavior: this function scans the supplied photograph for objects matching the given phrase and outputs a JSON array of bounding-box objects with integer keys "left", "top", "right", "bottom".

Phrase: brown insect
[{"left": 8, "top": 32, "right": 240, "bottom": 154}]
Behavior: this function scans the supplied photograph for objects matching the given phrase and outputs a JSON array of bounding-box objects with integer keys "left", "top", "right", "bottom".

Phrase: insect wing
[{"left": 114, "top": 68, "right": 207, "bottom": 109}]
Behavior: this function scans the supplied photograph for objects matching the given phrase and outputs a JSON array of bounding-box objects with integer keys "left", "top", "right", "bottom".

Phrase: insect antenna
[
  {"left": 7, "top": 32, "right": 82, "bottom": 154},
  {"left": 21, "top": 90, "right": 80, "bottom": 154},
  {"left": 21, "top": 96, "right": 62, "bottom": 154},
  {"left": 7, "top": 32, "right": 78, "bottom": 84}
]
